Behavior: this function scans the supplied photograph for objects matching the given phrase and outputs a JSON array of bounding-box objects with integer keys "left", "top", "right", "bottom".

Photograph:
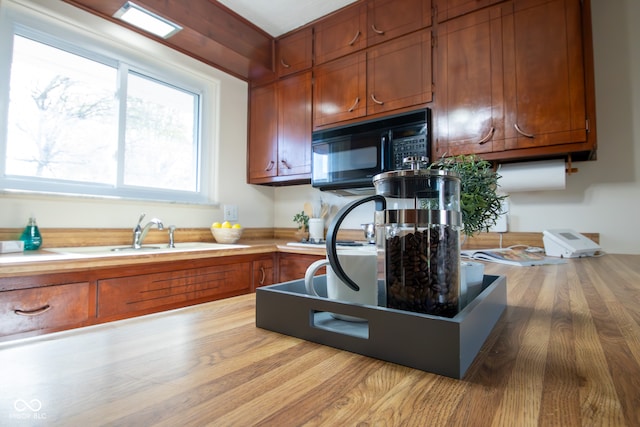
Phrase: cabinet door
[
  {"left": 276, "top": 27, "right": 313, "bottom": 77},
  {"left": 248, "top": 84, "right": 278, "bottom": 182},
  {"left": 367, "top": 0, "right": 432, "bottom": 45},
  {"left": 435, "top": 0, "right": 505, "bottom": 22},
  {"left": 0, "top": 282, "right": 91, "bottom": 337},
  {"left": 278, "top": 71, "right": 312, "bottom": 177},
  {"left": 434, "top": 4, "right": 507, "bottom": 158},
  {"left": 314, "top": 2, "right": 367, "bottom": 65},
  {"left": 278, "top": 253, "right": 324, "bottom": 283},
  {"left": 98, "top": 263, "right": 251, "bottom": 318},
  {"left": 367, "top": 30, "right": 433, "bottom": 116},
  {"left": 313, "top": 53, "right": 367, "bottom": 128},
  {"left": 503, "top": 0, "right": 588, "bottom": 151}
]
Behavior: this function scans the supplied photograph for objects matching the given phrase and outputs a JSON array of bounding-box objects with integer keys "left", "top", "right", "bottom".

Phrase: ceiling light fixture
[{"left": 113, "top": 2, "right": 182, "bottom": 39}]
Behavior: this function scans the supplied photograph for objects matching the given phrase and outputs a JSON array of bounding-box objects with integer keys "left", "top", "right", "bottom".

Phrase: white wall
[
  {"left": 1, "top": 0, "right": 638, "bottom": 254},
  {"left": 0, "top": 0, "right": 275, "bottom": 230},
  {"left": 275, "top": 0, "right": 640, "bottom": 255}
]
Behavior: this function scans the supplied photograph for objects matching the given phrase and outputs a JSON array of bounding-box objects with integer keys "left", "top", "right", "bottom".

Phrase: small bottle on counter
[{"left": 20, "top": 216, "right": 42, "bottom": 250}]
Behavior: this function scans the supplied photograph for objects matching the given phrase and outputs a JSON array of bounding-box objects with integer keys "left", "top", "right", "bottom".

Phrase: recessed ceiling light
[{"left": 113, "top": 2, "right": 182, "bottom": 39}]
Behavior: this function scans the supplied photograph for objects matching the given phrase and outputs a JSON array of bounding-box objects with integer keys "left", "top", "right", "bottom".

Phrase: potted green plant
[
  {"left": 293, "top": 210, "right": 310, "bottom": 241},
  {"left": 430, "top": 154, "right": 506, "bottom": 306},
  {"left": 431, "top": 154, "right": 506, "bottom": 238}
]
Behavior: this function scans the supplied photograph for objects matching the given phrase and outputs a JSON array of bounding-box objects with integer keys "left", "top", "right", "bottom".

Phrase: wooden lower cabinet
[
  {"left": 277, "top": 253, "right": 325, "bottom": 283},
  {"left": 97, "top": 261, "right": 252, "bottom": 319},
  {"left": 0, "top": 279, "right": 94, "bottom": 339},
  {"left": 0, "top": 253, "right": 281, "bottom": 340}
]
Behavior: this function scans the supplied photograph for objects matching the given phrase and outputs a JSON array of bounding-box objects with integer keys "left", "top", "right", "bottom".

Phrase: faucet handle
[
  {"left": 168, "top": 225, "right": 176, "bottom": 248},
  {"left": 135, "top": 213, "right": 146, "bottom": 230}
]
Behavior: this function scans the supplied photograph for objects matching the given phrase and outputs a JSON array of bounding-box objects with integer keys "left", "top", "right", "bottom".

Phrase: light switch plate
[{"left": 223, "top": 205, "right": 238, "bottom": 221}]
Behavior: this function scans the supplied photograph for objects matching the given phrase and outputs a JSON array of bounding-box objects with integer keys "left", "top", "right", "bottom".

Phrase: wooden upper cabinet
[
  {"left": 434, "top": 4, "right": 508, "bottom": 158},
  {"left": 367, "top": 0, "right": 432, "bottom": 45},
  {"left": 277, "top": 71, "right": 312, "bottom": 178},
  {"left": 434, "top": 0, "right": 595, "bottom": 161},
  {"left": 435, "top": 0, "right": 506, "bottom": 22},
  {"left": 249, "top": 71, "right": 312, "bottom": 184},
  {"left": 314, "top": 2, "right": 367, "bottom": 65},
  {"left": 248, "top": 84, "right": 278, "bottom": 182},
  {"left": 313, "top": 53, "right": 367, "bottom": 127},
  {"left": 276, "top": 27, "right": 313, "bottom": 77},
  {"left": 367, "top": 30, "right": 432, "bottom": 116},
  {"left": 502, "top": 0, "right": 590, "bottom": 153}
]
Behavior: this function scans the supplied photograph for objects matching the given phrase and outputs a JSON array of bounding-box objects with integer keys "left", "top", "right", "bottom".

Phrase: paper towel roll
[{"left": 497, "top": 159, "right": 566, "bottom": 193}]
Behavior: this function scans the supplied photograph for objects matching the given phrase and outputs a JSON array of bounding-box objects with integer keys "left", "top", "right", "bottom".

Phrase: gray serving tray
[{"left": 256, "top": 275, "right": 506, "bottom": 379}]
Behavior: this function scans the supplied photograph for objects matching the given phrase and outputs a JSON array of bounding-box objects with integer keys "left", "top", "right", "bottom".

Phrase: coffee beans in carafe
[{"left": 374, "top": 167, "right": 462, "bottom": 317}]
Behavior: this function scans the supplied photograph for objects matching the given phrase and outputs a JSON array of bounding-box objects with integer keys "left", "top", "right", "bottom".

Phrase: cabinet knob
[
  {"left": 14, "top": 304, "right": 52, "bottom": 316},
  {"left": 514, "top": 123, "right": 535, "bottom": 139},
  {"left": 259, "top": 266, "right": 266, "bottom": 285},
  {"left": 478, "top": 127, "right": 495, "bottom": 145},
  {"left": 265, "top": 160, "right": 275, "bottom": 172},
  {"left": 280, "top": 159, "right": 292, "bottom": 169},
  {"left": 280, "top": 58, "right": 291, "bottom": 68},
  {"left": 348, "top": 30, "right": 361, "bottom": 46},
  {"left": 347, "top": 97, "right": 360, "bottom": 112},
  {"left": 371, "top": 24, "right": 385, "bottom": 35},
  {"left": 370, "top": 93, "right": 384, "bottom": 105}
]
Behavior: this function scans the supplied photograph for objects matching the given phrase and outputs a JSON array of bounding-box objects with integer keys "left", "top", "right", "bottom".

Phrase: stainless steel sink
[{"left": 47, "top": 242, "right": 248, "bottom": 256}]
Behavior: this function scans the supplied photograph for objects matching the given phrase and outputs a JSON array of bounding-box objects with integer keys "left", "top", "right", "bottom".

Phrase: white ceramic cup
[
  {"left": 304, "top": 248, "right": 378, "bottom": 321},
  {"left": 308, "top": 218, "right": 324, "bottom": 241},
  {"left": 460, "top": 261, "right": 485, "bottom": 308}
]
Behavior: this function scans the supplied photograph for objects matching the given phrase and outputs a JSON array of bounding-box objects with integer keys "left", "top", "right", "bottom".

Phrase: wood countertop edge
[{"left": 0, "top": 240, "right": 327, "bottom": 277}]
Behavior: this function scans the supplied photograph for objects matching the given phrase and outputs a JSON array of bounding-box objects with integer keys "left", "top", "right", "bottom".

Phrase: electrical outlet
[
  {"left": 223, "top": 205, "right": 238, "bottom": 222},
  {"left": 489, "top": 199, "right": 509, "bottom": 233}
]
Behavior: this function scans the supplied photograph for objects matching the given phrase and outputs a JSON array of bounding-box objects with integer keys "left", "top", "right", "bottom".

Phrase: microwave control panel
[{"left": 391, "top": 135, "right": 428, "bottom": 170}]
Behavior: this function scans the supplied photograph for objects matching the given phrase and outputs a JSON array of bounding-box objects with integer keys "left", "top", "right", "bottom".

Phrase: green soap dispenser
[{"left": 20, "top": 216, "right": 42, "bottom": 250}]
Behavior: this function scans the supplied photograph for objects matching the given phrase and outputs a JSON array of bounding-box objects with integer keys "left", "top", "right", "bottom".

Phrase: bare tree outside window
[
  {"left": 7, "top": 36, "right": 118, "bottom": 184},
  {"left": 4, "top": 33, "right": 201, "bottom": 198}
]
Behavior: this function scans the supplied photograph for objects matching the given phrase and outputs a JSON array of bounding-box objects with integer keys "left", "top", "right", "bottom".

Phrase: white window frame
[{"left": 0, "top": 0, "right": 220, "bottom": 205}]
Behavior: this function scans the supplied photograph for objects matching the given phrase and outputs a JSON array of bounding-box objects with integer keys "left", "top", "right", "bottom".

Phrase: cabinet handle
[
  {"left": 347, "top": 97, "right": 360, "bottom": 112},
  {"left": 280, "top": 58, "right": 291, "bottom": 68},
  {"left": 259, "top": 266, "right": 266, "bottom": 285},
  {"left": 15, "top": 304, "right": 51, "bottom": 316},
  {"left": 371, "top": 24, "right": 385, "bottom": 35},
  {"left": 514, "top": 123, "right": 535, "bottom": 138},
  {"left": 370, "top": 93, "right": 384, "bottom": 105},
  {"left": 348, "top": 31, "right": 361, "bottom": 46},
  {"left": 281, "top": 159, "right": 291, "bottom": 169},
  {"left": 265, "top": 160, "right": 275, "bottom": 172},
  {"left": 478, "top": 127, "right": 495, "bottom": 145}
]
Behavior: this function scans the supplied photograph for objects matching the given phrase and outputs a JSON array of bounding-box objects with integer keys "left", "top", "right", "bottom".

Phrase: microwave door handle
[{"left": 381, "top": 131, "right": 391, "bottom": 168}]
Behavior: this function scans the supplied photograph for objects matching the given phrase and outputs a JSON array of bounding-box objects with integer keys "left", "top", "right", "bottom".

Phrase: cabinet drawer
[
  {"left": 0, "top": 282, "right": 91, "bottom": 336},
  {"left": 98, "top": 263, "right": 252, "bottom": 317}
]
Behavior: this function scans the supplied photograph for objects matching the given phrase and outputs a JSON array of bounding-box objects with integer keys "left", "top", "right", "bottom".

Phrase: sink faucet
[{"left": 132, "top": 213, "right": 164, "bottom": 249}]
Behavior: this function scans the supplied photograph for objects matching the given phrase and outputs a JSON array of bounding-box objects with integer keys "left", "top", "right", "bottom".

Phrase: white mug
[{"left": 304, "top": 248, "right": 378, "bottom": 321}]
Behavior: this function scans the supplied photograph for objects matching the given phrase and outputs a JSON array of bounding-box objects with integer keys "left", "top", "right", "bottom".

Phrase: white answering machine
[{"left": 542, "top": 229, "right": 601, "bottom": 258}]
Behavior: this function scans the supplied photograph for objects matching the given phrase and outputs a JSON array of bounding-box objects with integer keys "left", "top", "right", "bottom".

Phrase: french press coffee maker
[{"left": 326, "top": 158, "right": 463, "bottom": 317}]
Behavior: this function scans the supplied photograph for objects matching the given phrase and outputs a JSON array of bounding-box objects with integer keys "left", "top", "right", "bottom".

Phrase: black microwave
[{"left": 311, "top": 108, "right": 431, "bottom": 195}]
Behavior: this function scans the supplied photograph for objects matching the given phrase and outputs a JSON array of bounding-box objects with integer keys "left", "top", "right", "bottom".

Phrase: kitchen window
[{"left": 0, "top": 1, "right": 217, "bottom": 204}]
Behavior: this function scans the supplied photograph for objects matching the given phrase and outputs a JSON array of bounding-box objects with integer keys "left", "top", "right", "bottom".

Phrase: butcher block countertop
[
  {"left": 1, "top": 254, "right": 639, "bottom": 426},
  {"left": 0, "top": 239, "right": 325, "bottom": 277}
]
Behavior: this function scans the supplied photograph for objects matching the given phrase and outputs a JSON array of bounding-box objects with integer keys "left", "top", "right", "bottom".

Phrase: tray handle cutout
[{"left": 310, "top": 310, "right": 370, "bottom": 339}]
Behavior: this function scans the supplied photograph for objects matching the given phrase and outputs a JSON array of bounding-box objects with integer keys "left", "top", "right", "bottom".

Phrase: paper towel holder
[{"left": 566, "top": 154, "right": 579, "bottom": 175}]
